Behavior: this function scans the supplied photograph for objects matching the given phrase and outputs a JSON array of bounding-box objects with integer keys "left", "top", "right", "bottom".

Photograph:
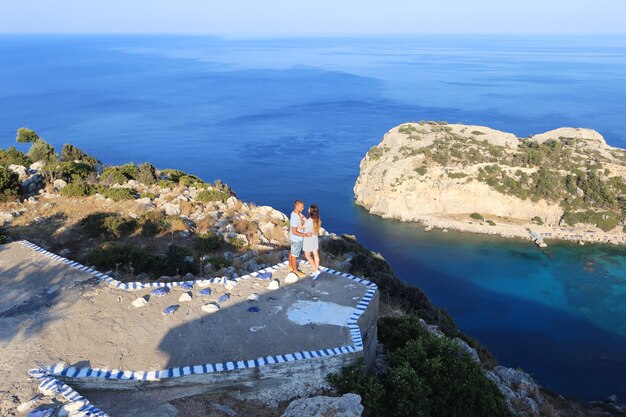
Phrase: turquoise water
[{"left": 0, "top": 34, "right": 625, "bottom": 400}]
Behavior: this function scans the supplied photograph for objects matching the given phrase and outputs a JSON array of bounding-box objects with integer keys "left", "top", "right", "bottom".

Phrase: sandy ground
[{"left": 0, "top": 242, "right": 367, "bottom": 416}]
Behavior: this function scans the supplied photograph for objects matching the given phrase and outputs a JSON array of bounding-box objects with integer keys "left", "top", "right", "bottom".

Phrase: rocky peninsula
[{"left": 354, "top": 122, "right": 626, "bottom": 246}]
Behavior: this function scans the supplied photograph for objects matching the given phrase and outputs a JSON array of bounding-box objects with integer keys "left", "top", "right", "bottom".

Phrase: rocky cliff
[{"left": 354, "top": 122, "right": 626, "bottom": 244}]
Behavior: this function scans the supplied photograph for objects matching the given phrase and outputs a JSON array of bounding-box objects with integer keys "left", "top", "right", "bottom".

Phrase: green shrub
[
  {"left": 194, "top": 232, "right": 222, "bottom": 252},
  {"left": 60, "top": 144, "right": 98, "bottom": 166},
  {"left": 86, "top": 243, "right": 156, "bottom": 274},
  {"left": 16, "top": 127, "right": 41, "bottom": 143},
  {"left": 57, "top": 161, "right": 95, "bottom": 183},
  {"left": 100, "top": 163, "right": 138, "bottom": 185},
  {"left": 0, "top": 229, "right": 8, "bottom": 244},
  {"left": 160, "top": 168, "right": 203, "bottom": 185},
  {"left": 367, "top": 146, "right": 384, "bottom": 161},
  {"left": 137, "top": 162, "right": 158, "bottom": 185},
  {"left": 157, "top": 179, "right": 176, "bottom": 189},
  {"left": 470, "top": 213, "right": 483, "bottom": 221},
  {"left": 228, "top": 236, "right": 247, "bottom": 250},
  {"left": 447, "top": 172, "right": 468, "bottom": 179},
  {"left": 0, "top": 166, "right": 20, "bottom": 202},
  {"left": 329, "top": 316, "right": 513, "bottom": 417},
  {"left": 140, "top": 191, "right": 157, "bottom": 200},
  {"left": 487, "top": 220, "right": 496, "bottom": 226},
  {"left": 472, "top": 130, "right": 486, "bottom": 136},
  {"left": 81, "top": 213, "right": 137, "bottom": 239},
  {"left": 327, "top": 359, "right": 385, "bottom": 414},
  {"left": 208, "top": 255, "right": 230, "bottom": 270},
  {"left": 414, "top": 166, "right": 427, "bottom": 176},
  {"left": 531, "top": 216, "right": 544, "bottom": 225},
  {"left": 197, "top": 189, "right": 229, "bottom": 203},
  {"left": 0, "top": 146, "right": 32, "bottom": 167},
  {"left": 562, "top": 210, "right": 621, "bottom": 231},
  {"left": 140, "top": 210, "right": 169, "bottom": 237},
  {"left": 60, "top": 182, "right": 93, "bottom": 198},
  {"left": 101, "top": 187, "right": 135, "bottom": 202},
  {"left": 27, "top": 139, "right": 56, "bottom": 163}
]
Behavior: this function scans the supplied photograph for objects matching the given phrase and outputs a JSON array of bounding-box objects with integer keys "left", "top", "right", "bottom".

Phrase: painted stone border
[
  {"left": 34, "top": 375, "right": 109, "bottom": 416},
  {"left": 20, "top": 240, "right": 377, "bottom": 414}
]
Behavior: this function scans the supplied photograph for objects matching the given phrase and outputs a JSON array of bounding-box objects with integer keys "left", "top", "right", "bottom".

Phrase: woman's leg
[
  {"left": 304, "top": 250, "right": 315, "bottom": 271},
  {"left": 313, "top": 250, "right": 320, "bottom": 271}
]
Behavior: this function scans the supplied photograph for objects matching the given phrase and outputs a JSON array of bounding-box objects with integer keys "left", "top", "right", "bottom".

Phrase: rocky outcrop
[
  {"left": 354, "top": 122, "right": 626, "bottom": 243},
  {"left": 281, "top": 394, "right": 364, "bottom": 417}
]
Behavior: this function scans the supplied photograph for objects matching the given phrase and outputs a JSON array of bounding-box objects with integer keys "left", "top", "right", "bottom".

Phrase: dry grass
[
  {"left": 195, "top": 216, "right": 216, "bottom": 234},
  {"left": 233, "top": 218, "right": 259, "bottom": 247},
  {"left": 180, "top": 201, "right": 195, "bottom": 217}
]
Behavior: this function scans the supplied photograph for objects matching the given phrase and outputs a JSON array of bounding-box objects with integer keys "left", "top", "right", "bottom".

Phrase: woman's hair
[{"left": 309, "top": 204, "right": 321, "bottom": 234}]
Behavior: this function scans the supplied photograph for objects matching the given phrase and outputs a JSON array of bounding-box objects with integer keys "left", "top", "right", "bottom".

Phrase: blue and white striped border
[
  {"left": 35, "top": 375, "right": 108, "bottom": 416},
  {"left": 21, "top": 240, "right": 377, "bottom": 414},
  {"left": 18, "top": 240, "right": 288, "bottom": 291}
]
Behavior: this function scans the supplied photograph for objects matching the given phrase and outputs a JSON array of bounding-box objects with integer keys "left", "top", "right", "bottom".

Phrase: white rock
[
  {"left": 201, "top": 302, "right": 220, "bottom": 314},
  {"left": 224, "top": 280, "right": 237, "bottom": 290},
  {"left": 30, "top": 160, "right": 45, "bottom": 171},
  {"left": 16, "top": 395, "right": 41, "bottom": 413},
  {"left": 268, "top": 279, "right": 280, "bottom": 290},
  {"left": 179, "top": 292, "right": 192, "bottom": 302},
  {"left": 132, "top": 297, "right": 148, "bottom": 308},
  {"left": 162, "top": 202, "right": 181, "bottom": 216},
  {"left": 285, "top": 272, "right": 299, "bottom": 284},
  {"left": 9, "top": 164, "right": 27, "bottom": 178},
  {"left": 247, "top": 293, "right": 260, "bottom": 301},
  {"left": 197, "top": 280, "right": 212, "bottom": 288},
  {"left": 58, "top": 400, "right": 87, "bottom": 417},
  {"left": 53, "top": 179, "right": 68, "bottom": 192}
]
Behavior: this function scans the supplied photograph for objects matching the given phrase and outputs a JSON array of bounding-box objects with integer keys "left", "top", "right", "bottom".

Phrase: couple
[{"left": 289, "top": 199, "right": 322, "bottom": 279}]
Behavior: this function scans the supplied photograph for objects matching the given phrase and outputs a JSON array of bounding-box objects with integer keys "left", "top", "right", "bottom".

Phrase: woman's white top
[{"left": 302, "top": 218, "right": 319, "bottom": 252}]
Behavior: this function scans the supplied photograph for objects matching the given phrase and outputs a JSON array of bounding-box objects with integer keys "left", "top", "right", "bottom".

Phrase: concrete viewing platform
[{"left": 0, "top": 241, "right": 378, "bottom": 416}]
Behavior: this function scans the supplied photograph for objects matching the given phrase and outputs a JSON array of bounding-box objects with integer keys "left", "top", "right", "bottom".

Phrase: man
[{"left": 289, "top": 200, "right": 311, "bottom": 277}]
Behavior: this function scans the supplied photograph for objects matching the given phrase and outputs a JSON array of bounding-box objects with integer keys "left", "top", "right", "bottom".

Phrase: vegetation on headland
[{"left": 365, "top": 122, "right": 626, "bottom": 233}]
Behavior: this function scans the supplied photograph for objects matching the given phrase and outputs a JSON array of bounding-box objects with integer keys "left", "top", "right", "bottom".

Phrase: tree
[
  {"left": 16, "top": 127, "right": 41, "bottom": 143},
  {"left": 27, "top": 140, "right": 56, "bottom": 163},
  {"left": 60, "top": 144, "right": 99, "bottom": 166},
  {"left": 137, "top": 162, "right": 158, "bottom": 185},
  {"left": 0, "top": 166, "right": 20, "bottom": 202}
]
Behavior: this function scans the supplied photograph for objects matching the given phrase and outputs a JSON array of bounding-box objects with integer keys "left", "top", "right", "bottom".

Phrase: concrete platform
[{"left": 0, "top": 241, "right": 378, "bottom": 416}]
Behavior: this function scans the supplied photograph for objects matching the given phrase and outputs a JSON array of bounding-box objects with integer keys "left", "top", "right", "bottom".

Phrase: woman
[{"left": 302, "top": 204, "right": 321, "bottom": 277}]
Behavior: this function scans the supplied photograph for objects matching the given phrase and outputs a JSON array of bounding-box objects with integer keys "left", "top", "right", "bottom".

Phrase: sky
[{"left": 0, "top": 0, "right": 624, "bottom": 35}]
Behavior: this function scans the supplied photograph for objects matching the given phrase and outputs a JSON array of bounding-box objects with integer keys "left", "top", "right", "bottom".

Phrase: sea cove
[{"left": 1, "top": 34, "right": 626, "bottom": 401}]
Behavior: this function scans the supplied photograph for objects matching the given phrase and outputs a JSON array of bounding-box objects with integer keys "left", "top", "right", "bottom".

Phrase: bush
[
  {"left": 140, "top": 191, "right": 157, "bottom": 200},
  {"left": 197, "top": 189, "right": 229, "bottom": 203},
  {"left": 0, "top": 146, "right": 32, "bottom": 167},
  {"left": 470, "top": 213, "right": 483, "bottom": 221},
  {"left": 487, "top": 220, "right": 496, "bottom": 226},
  {"left": 0, "top": 166, "right": 20, "bottom": 202},
  {"left": 447, "top": 172, "right": 467, "bottom": 179},
  {"left": 140, "top": 210, "right": 169, "bottom": 237},
  {"left": 81, "top": 213, "right": 137, "bottom": 239},
  {"left": 100, "top": 163, "right": 138, "bottom": 185},
  {"left": 228, "top": 236, "right": 247, "bottom": 250},
  {"left": 27, "top": 139, "right": 56, "bottom": 163},
  {"left": 86, "top": 243, "right": 156, "bottom": 274},
  {"left": 16, "top": 127, "right": 40, "bottom": 143},
  {"left": 194, "top": 232, "right": 222, "bottom": 252},
  {"left": 207, "top": 254, "right": 230, "bottom": 270},
  {"left": 137, "top": 162, "right": 158, "bottom": 185},
  {"left": 157, "top": 179, "right": 176, "bottom": 189},
  {"left": 0, "top": 228, "right": 8, "bottom": 244},
  {"left": 101, "top": 187, "right": 135, "bottom": 202},
  {"left": 531, "top": 216, "right": 544, "bottom": 225},
  {"left": 60, "top": 144, "right": 98, "bottom": 166},
  {"left": 57, "top": 161, "right": 95, "bottom": 183},
  {"left": 414, "top": 166, "right": 427, "bottom": 176},
  {"left": 329, "top": 316, "right": 513, "bottom": 417},
  {"left": 60, "top": 182, "right": 93, "bottom": 198},
  {"left": 367, "top": 147, "right": 384, "bottom": 161}
]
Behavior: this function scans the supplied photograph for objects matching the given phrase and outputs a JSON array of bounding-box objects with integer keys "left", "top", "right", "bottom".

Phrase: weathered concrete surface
[{"left": 0, "top": 242, "right": 378, "bottom": 415}]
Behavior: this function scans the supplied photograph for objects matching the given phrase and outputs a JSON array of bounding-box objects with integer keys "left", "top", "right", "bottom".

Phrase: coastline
[{"left": 357, "top": 201, "right": 626, "bottom": 247}]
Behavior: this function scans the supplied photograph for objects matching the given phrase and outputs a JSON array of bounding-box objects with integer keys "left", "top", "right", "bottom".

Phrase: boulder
[
  {"left": 162, "top": 203, "right": 180, "bottom": 216},
  {"left": 9, "top": 164, "right": 27, "bottom": 178},
  {"left": 53, "top": 179, "right": 67, "bottom": 192},
  {"left": 281, "top": 394, "right": 364, "bottom": 417}
]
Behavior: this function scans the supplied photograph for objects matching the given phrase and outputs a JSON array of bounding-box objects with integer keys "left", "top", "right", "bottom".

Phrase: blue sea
[{"left": 1, "top": 34, "right": 625, "bottom": 401}]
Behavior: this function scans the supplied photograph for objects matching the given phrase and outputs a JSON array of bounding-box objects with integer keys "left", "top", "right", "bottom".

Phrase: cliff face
[{"left": 354, "top": 122, "right": 626, "bottom": 241}]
